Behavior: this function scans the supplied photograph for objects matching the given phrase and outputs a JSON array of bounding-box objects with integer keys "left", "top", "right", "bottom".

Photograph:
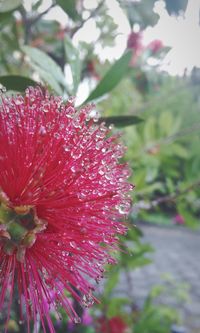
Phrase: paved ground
[{"left": 116, "top": 224, "right": 200, "bottom": 333}]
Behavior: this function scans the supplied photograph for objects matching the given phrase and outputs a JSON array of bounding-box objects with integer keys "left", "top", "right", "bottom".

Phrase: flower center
[{"left": 0, "top": 199, "right": 47, "bottom": 262}]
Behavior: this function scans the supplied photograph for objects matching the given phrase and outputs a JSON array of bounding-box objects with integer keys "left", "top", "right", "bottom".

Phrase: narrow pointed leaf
[
  {"left": 21, "top": 46, "right": 66, "bottom": 87},
  {"left": 84, "top": 51, "right": 132, "bottom": 103},
  {"left": 56, "top": 0, "right": 80, "bottom": 21},
  {"left": 0, "top": 0, "right": 22, "bottom": 12},
  {"left": 31, "top": 63, "right": 63, "bottom": 95},
  {"left": 0, "top": 75, "right": 37, "bottom": 91},
  {"left": 64, "top": 36, "right": 81, "bottom": 94},
  {"left": 164, "top": 0, "right": 188, "bottom": 15},
  {"left": 100, "top": 115, "right": 143, "bottom": 128}
]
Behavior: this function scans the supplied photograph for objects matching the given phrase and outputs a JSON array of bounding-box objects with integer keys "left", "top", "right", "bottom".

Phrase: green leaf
[
  {"left": 104, "top": 270, "right": 119, "bottom": 296},
  {"left": 107, "top": 297, "right": 130, "bottom": 318},
  {"left": 64, "top": 36, "right": 81, "bottom": 94},
  {"left": 32, "top": 0, "right": 43, "bottom": 11},
  {"left": 56, "top": 0, "right": 80, "bottom": 21},
  {"left": 125, "top": 227, "right": 143, "bottom": 240},
  {"left": 0, "top": 75, "right": 37, "bottom": 91},
  {"left": 171, "top": 143, "right": 189, "bottom": 159},
  {"left": 84, "top": 51, "right": 132, "bottom": 103},
  {"left": 31, "top": 63, "right": 63, "bottom": 95},
  {"left": 100, "top": 115, "right": 143, "bottom": 128},
  {"left": 164, "top": 0, "right": 188, "bottom": 15},
  {"left": 159, "top": 111, "right": 173, "bottom": 136},
  {"left": 21, "top": 46, "right": 66, "bottom": 88},
  {"left": 0, "top": 0, "right": 22, "bottom": 12},
  {"left": 123, "top": 0, "right": 159, "bottom": 29},
  {"left": 0, "top": 11, "right": 13, "bottom": 27},
  {"left": 81, "top": 328, "right": 96, "bottom": 333},
  {"left": 144, "top": 116, "right": 156, "bottom": 142}
]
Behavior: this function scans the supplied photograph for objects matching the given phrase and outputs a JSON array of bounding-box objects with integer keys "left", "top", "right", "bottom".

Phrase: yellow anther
[{"left": 14, "top": 205, "right": 32, "bottom": 215}]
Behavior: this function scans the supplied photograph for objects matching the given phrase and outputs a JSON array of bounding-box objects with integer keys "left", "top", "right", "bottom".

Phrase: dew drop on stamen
[
  {"left": 39, "top": 125, "right": 47, "bottom": 136},
  {"left": 116, "top": 202, "right": 130, "bottom": 215},
  {"left": 71, "top": 150, "right": 82, "bottom": 159},
  {"left": 0, "top": 86, "right": 6, "bottom": 94},
  {"left": 81, "top": 293, "right": 94, "bottom": 308},
  {"left": 69, "top": 241, "right": 77, "bottom": 249},
  {"left": 54, "top": 133, "right": 60, "bottom": 139},
  {"left": 73, "top": 316, "right": 81, "bottom": 324},
  {"left": 15, "top": 98, "right": 23, "bottom": 105},
  {"left": 98, "top": 168, "right": 104, "bottom": 176},
  {"left": 63, "top": 145, "right": 70, "bottom": 152}
]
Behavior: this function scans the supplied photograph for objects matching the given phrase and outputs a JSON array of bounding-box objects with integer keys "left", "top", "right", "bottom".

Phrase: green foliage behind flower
[{"left": 99, "top": 72, "right": 200, "bottom": 227}]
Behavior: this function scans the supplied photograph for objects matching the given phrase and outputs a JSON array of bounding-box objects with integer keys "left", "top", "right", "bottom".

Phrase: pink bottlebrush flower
[
  {"left": 148, "top": 39, "right": 163, "bottom": 55},
  {"left": 97, "top": 315, "right": 128, "bottom": 333},
  {"left": 127, "top": 31, "right": 143, "bottom": 67},
  {"left": 173, "top": 214, "right": 185, "bottom": 225},
  {"left": 86, "top": 60, "right": 100, "bottom": 80},
  {"left": 0, "top": 87, "right": 133, "bottom": 332},
  {"left": 127, "top": 31, "right": 142, "bottom": 51}
]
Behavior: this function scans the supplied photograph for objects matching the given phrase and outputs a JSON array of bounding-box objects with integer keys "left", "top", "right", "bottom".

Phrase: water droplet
[
  {"left": 96, "top": 141, "right": 103, "bottom": 150},
  {"left": 0, "top": 86, "right": 6, "bottom": 94},
  {"left": 88, "top": 173, "right": 96, "bottom": 180},
  {"left": 63, "top": 145, "right": 70, "bottom": 152},
  {"left": 81, "top": 293, "right": 94, "bottom": 308},
  {"left": 71, "top": 150, "right": 82, "bottom": 159},
  {"left": 54, "top": 133, "right": 60, "bottom": 139},
  {"left": 95, "top": 275, "right": 102, "bottom": 283},
  {"left": 69, "top": 241, "right": 77, "bottom": 249},
  {"left": 98, "top": 168, "right": 104, "bottom": 176},
  {"left": 116, "top": 202, "right": 130, "bottom": 215},
  {"left": 73, "top": 117, "right": 81, "bottom": 128},
  {"left": 39, "top": 125, "right": 47, "bottom": 136},
  {"left": 15, "top": 97, "right": 24, "bottom": 105},
  {"left": 93, "top": 110, "right": 100, "bottom": 122},
  {"left": 73, "top": 316, "right": 81, "bottom": 324},
  {"left": 105, "top": 173, "right": 112, "bottom": 180}
]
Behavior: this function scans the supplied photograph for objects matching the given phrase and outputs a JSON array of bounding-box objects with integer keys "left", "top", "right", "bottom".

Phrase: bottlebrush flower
[
  {"left": 173, "top": 214, "right": 185, "bottom": 225},
  {"left": 97, "top": 315, "right": 128, "bottom": 333},
  {"left": 127, "top": 31, "right": 142, "bottom": 51},
  {"left": 0, "top": 87, "right": 133, "bottom": 332},
  {"left": 127, "top": 31, "right": 143, "bottom": 67},
  {"left": 147, "top": 39, "right": 163, "bottom": 55}
]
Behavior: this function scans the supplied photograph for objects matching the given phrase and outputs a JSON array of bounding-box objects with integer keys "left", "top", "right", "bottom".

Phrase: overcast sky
[{"left": 29, "top": 0, "right": 200, "bottom": 75}]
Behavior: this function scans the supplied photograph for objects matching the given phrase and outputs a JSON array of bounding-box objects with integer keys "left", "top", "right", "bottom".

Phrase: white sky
[
  {"left": 25, "top": 0, "right": 200, "bottom": 75},
  {"left": 144, "top": 0, "right": 200, "bottom": 74}
]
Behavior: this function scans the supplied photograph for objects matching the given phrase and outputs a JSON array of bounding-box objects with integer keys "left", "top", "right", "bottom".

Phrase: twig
[
  {"left": 30, "top": 3, "right": 56, "bottom": 25},
  {"left": 131, "top": 81, "right": 192, "bottom": 115},
  {"left": 143, "top": 122, "right": 200, "bottom": 153},
  {"left": 133, "top": 180, "right": 200, "bottom": 212},
  {"left": 19, "top": 3, "right": 56, "bottom": 44},
  {"left": 70, "top": 1, "right": 104, "bottom": 37}
]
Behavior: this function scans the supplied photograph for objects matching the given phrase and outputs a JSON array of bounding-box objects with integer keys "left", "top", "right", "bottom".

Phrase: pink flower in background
[
  {"left": 127, "top": 31, "right": 143, "bottom": 67},
  {"left": 98, "top": 315, "right": 128, "bottom": 333},
  {"left": 127, "top": 31, "right": 142, "bottom": 51},
  {"left": 148, "top": 39, "right": 163, "bottom": 55},
  {"left": 0, "top": 87, "right": 132, "bottom": 332},
  {"left": 173, "top": 214, "right": 185, "bottom": 225},
  {"left": 86, "top": 60, "right": 100, "bottom": 80}
]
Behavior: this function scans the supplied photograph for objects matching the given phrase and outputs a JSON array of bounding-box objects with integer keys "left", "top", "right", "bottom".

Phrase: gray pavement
[{"left": 117, "top": 224, "right": 200, "bottom": 333}]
